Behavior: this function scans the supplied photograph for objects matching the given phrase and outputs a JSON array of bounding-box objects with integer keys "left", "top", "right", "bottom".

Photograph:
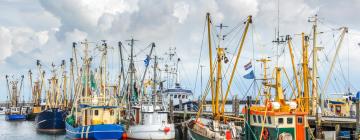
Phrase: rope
[
  {"left": 193, "top": 17, "right": 207, "bottom": 93},
  {"left": 245, "top": 121, "right": 258, "bottom": 140}
]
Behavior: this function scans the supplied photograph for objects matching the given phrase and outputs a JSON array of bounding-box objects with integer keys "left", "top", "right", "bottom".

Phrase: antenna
[{"left": 272, "top": 0, "right": 286, "bottom": 67}]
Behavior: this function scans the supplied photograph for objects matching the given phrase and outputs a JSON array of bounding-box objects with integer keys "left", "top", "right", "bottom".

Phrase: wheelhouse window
[
  {"left": 278, "top": 118, "right": 284, "bottom": 124},
  {"left": 297, "top": 116, "right": 303, "bottom": 124},
  {"left": 258, "top": 116, "right": 262, "bottom": 123},
  {"left": 287, "top": 117, "right": 293, "bottom": 124},
  {"left": 267, "top": 116, "right": 272, "bottom": 124},
  {"left": 253, "top": 115, "right": 257, "bottom": 123}
]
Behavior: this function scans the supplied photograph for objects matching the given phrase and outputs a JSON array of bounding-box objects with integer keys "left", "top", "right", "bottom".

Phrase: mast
[
  {"left": 118, "top": 42, "right": 126, "bottom": 90},
  {"left": 285, "top": 35, "right": 301, "bottom": 98},
  {"left": 320, "top": 27, "right": 348, "bottom": 110},
  {"left": 220, "top": 15, "right": 252, "bottom": 118},
  {"left": 175, "top": 58, "right": 180, "bottom": 87},
  {"left": 139, "top": 43, "right": 155, "bottom": 101},
  {"left": 126, "top": 38, "right": 139, "bottom": 104},
  {"left": 61, "top": 60, "right": 68, "bottom": 109},
  {"left": 29, "top": 70, "right": 34, "bottom": 104},
  {"left": 153, "top": 55, "right": 158, "bottom": 107},
  {"left": 309, "top": 15, "right": 319, "bottom": 115},
  {"left": 302, "top": 33, "right": 310, "bottom": 113},
  {"left": 206, "top": 13, "right": 215, "bottom": 115}
]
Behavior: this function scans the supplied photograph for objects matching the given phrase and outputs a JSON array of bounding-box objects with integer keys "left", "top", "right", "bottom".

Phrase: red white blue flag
[{"left": 244, "top": 61, "right": 252, "bottom": 70}]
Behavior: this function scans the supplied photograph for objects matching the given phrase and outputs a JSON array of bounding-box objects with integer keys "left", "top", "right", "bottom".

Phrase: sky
[{"left": 0, "top": 0, "right": 360, "bottom": 102}]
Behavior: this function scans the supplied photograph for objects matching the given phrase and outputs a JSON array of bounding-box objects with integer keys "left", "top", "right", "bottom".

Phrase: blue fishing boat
[
  {"left": 35, "top": 60, "right": 70, "bottom": 133},
  {"left": 5, "top": 75, "right": 27, "bottom": 121},
  {"left": 36, "top": 108, "right": 66, "bottom": 133},
  {"left": 65, "top": 40, "right": 126, "bottom": 140},
  {"left": 65, "top": 106, "right": 126, "bottom": 139},
  {"left": 5, "top": 107, "right": 26, "bottom": 121}
]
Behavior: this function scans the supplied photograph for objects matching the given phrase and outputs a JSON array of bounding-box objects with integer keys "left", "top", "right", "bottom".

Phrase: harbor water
[{"left": 0, "top": 115, "right": 65, "bottom": 140}]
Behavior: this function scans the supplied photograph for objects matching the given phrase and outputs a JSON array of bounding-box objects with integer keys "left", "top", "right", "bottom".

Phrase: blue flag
[
  {"left": 243, "top": 70, "right": 255, "bottom": 79},
  {"left": 144, "top": 55, "right": 150, "bottom": 67}
]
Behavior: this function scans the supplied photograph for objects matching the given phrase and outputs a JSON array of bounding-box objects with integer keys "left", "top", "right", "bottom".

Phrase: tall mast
[
  {"left": 321, "top": 27, "right": 348, "bottom": 110},
  {"left": 309, "top": 15, "right": 319, "bottom": 115},
  {"left": 118, "top": 42, "right": 126, "bottom": 89},
  {"left": 302, "top": 33, "right": 310, "bottom": 113},
  {"left": 139, "top": 43, "right": 155, "bottom": 101},
  {"left": 153, "top": 55, "right": 158, "bottom": 107},
  {"left": 206, "top": 13, "right": 215, "bottom": 115},
  {"left": 220, "top": 16, "right": 252, "bottom": 118},
  {"left": 175, "top": 58, "right": 180, "bottom": 86},
  {"left": 127, "top": 38, "right": 137, "bottom": 103},
  {"left": 285, "top": 35, "right": 301, "bottom": 98}
]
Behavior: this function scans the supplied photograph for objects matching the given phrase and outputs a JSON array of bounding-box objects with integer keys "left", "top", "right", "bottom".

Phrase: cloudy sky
[{"left": 1, "top": 0, "right": 360, "bottom": 102}]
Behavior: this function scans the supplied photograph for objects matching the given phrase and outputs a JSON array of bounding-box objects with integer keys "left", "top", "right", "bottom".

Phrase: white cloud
[{"left": 173, "top": 2, "right": 190, "bottom": 23}]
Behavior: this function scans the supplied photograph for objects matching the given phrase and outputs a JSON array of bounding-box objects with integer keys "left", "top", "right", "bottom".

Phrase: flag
[
  {"left": 144, "top": 55, "right": 150, "bottom": 67},
  {"left": 244, "top": 61, "right": 252, "bottom": 70},
  {"left": 243, "top": 70, "right": 255, "bottom": 79}
]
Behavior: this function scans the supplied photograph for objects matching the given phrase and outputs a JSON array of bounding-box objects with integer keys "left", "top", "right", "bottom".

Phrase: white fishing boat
[
  {"left": 0, "top": 107, "right": 7, "bottom": 115},
  {"left": 124, "top": 41, "right": 175, "bottom": 139},
  {"left": 127, "top": 104, "right": 175, "bottom": 139}
]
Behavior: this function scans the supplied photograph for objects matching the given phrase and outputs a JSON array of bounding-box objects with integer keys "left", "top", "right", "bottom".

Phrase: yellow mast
[
  {"left": 286, "top": 36, "right": 301, "bottom": 98},
  {"left": 220, "top": 16, "right": 252, "bottom": 118},
  {"left": 302, "top": 33, "right": 310, "bottom": 113},
  {"left": 206, "top": 13, "right": 215, "bottom": 116},
  {"left": 215, "top": 48, "right": 225, "bottom": 120},
  {"left": 256, "top": 58, "right": 271, "bottom": 94}
]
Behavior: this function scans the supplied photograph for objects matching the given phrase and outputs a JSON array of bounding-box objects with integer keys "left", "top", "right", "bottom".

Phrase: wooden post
[
  {"left": 184, "top": 104, "right": 188, "bottom": 120},
  {"left": 335, "top": 124, "right": 340, "bottom": 139},
  {"left": 170, "top": 98, "right": 174, "bottom": 124},
  {"left": 356, "top": 97, "right": 360, "bottom": 139},
  {"left": 232, "top": 97, "right": 235, "bottom": 114}
]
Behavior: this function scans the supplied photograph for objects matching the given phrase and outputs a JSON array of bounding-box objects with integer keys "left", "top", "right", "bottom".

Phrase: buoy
[
  {"left": 122, "top": 132, "right": 128, "bottom": 140},
  {"left": 164, "top": 126, "right": 171, "bottom": 133},
  {"left": 225, "top": 130, "right": 231, "bottom": 140}
]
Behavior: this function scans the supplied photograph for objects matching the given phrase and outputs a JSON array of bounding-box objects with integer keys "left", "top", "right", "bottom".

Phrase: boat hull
[
  {"left": 127, "top": 124, "right": 175, "bottom": 140},
  {"left": 5, "top": 114, "right": 26, "bottom": 121},
  {"left": 66, "top": 122, "right": 125, "bottom": 140},
  {"left": 26, "top": 113, "right": 38, "bottom": 121},
  {"left": 35, "top": 108, "right": 66, "bottom": 133},
  {"left": 187, "top": 126, "right": 212, "bottom": 140}
]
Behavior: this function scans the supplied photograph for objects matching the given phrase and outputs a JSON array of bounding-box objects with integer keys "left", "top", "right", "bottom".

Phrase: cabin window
[
  {"left": 182, "top": 95, "right": 185, "bottom": 99},
  {"left": 253, "top": 115, "right": 257, "bottom": 123},
  {"left": 297, "top": 116, "right": 303, "bottom": 124},
  {"left": 267, "top": 116, "right": 272, "bottom": 124},
  {"left": 258, "top": 116, "right": 262, "bottom": 123},
  {"left": 278, "top": 118, "right": 284, "bottom": 124},
  {"left": 287, "top": 117, "right": 293, "bottom": 124},
  {"left": 174, "top": 95, "right": 177, "bottom": 98},
  {"left": 110, "top": 110, "right": 114, "bottom": 116},
  {"left": 185, "top": 95, "right": 188, "bottom": 99},
  {"left": 94, "top": 110, "right": 99, "bottom": 116}
]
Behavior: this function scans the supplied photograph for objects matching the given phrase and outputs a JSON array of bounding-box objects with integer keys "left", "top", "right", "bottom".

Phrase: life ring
[{"left": 262, "top": 128, "right": 269, "bottom": 140}]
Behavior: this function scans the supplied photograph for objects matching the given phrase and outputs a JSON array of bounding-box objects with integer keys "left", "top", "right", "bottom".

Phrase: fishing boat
[
  {"left": 65, "top": 40, "right": 126, "bottom": 139},
  {"left": 27, "top": 61, "right": 44, "bottom": 121},
  {"left": 124, "top": 41, "right": 175, "bottom": 139},
  {"left": 187, "top": 13, "right": 251, "bottom": 140},
  {"left": 35, "top": 62, "right": 67, "bottom": 133},
  {"left": 0, "top": 107, "right": 7, "bottom": 115},
  {"left": 242, "top": 15, "right": 326, "bottom": 139},
  {"left": 162, "top": 51, "right": 195, "bottom": 111},
  {"left": 5, "top": 75, "right": 27, "bottom": 121}
]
